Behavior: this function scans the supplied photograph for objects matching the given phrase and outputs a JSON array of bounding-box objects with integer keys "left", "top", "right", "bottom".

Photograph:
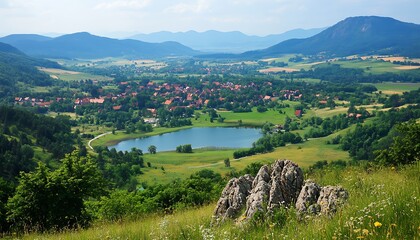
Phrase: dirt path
[{"left": 87, "top": 132, "right": 112, "bottom": 150}]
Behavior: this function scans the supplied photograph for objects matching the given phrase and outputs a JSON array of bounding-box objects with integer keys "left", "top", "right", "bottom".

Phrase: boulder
[
  {"left": 213, "top": 174, "right": 254, "bottom": 220},
  {"left": 317, "top": 186, "right": 348, "bottom": 215},
  {"left": 295, "top": 180, "right": 321, "bottom": 214}
]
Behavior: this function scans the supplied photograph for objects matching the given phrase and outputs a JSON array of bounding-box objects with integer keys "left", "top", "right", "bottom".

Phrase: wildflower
[
  {"left": 374, "top": 221, "right": 382, "bottom": 228},
  {"left": 356, "top": 236, "right": 364, "bottom": 239},
  {"left": 362, "top": 229, "right": 369, "bottom": 235},
  {"left": 353, "top": 229, "right": 361, "bottom": 233}
]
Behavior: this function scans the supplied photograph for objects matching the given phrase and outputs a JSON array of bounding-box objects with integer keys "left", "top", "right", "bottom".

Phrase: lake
[{"left": 108, "top": 127, "right": 262, "bottom": 152}]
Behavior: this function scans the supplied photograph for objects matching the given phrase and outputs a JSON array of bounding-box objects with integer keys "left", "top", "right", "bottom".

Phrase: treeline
[
  {"left": 233, "top": 131, "right": 303, "bottom": 159},
  {"left": 380, "top": 88, "right": 420, "bottom": 108},
  {"left": 341, "top": 105, "right": 420, "bottom": 161},
  {"left": 176, "top": 144, "right": 193, "bottom": 153},
  {"left": 303, "top": 112, "right": 364, "bottom": 139}
]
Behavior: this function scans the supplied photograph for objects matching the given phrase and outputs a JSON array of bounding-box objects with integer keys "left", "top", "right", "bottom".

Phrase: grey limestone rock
[
  {"left": 214, "top": 159, "right": 348, "bottom": 222},
  {"left": 317, "top": 185, "right": 349, "bottom": 215},
  {"left": 213, "top": 174, "right": 254, "bottom": 220},
  {"left": 295, "top": 179, "right": 321, "bottom": 214}
]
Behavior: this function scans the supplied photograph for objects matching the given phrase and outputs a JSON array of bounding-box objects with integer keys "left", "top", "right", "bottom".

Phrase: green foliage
[
  {"left": 6, "top": 151, "right": 105, "bottom": 232},
  {"left": 95, "top": 147, "right": 144, "bottom": 189},
  {"left": 0, "top": 105, "right": 75, "bottom": 159},
  {"left": 375, "top": 121, "right": 420, "bottom": 165},
  {"left": 89, "top": 169, "right": 224, "bottom": 222},
  {"left": 176, "top": 144, "right": 193, "bottom": 153},
  {"left": 148, "top": 145, "right": 157, "bottom": 154},
  {"left": 223, "top": 158, "right": 230, "bottom": 167},
  {"left": 0, "top": 51, "right": 57, "bottom": 97},
  {"left": 341, "top": 105, "right": 420, "bottom": 160}
]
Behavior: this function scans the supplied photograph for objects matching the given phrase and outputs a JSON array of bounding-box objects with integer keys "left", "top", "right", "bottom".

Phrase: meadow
[
  {"left": 23, "top": 161, "right": 420, "bottom": 240},
  {"left": 39, "top": 67, "right": 113, "bottom": 81},
  {"left": 137, "top": 131, "right": 349, "bottom": 185},
  {"left": 371, "top": 82, "right": 420, "bottom": 95}
]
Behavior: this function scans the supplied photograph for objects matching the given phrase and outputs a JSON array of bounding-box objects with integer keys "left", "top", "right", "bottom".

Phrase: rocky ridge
[{"left": 214, "top": 160, "right": 348, "bottom": 222}]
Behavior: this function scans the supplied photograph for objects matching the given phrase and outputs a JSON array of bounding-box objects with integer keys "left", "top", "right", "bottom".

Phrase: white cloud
[
  {"left": 95, "top": 0, "right": 151, "bottom": 10},
  {"left": 165, "top": 0, "right": 210, "bottom": 14}
]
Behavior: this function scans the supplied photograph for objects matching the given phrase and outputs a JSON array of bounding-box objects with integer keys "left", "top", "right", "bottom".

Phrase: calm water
[{"left": 109, "top": 127, "right": 262, "bottom": 152}]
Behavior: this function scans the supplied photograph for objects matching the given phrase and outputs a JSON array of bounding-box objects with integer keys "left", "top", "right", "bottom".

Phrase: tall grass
[{"left": 23, "top": 162, "right": 419, "bottom": 239}]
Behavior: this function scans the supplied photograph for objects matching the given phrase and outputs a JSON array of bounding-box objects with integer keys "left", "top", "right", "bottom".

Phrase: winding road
[{"left": 87, "top": 131, "right": 113, "bottom": 150}]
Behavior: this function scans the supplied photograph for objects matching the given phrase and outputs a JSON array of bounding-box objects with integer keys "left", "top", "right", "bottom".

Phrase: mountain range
[
  {"left": 242, "top": 16, "right": 420, "bottom": 58},
  {"left": 128, "top": 28, "right": 325, "bottom": 53},
  {"left": 0, "top": 32, "right": 199, "bottom": 59},
  {"left": 1, "top": 16, "right": 419, "bottom": 59}
]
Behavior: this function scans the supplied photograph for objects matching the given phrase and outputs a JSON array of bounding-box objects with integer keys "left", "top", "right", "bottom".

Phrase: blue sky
[{"left": 0, "top": 0, "right": 419, "bottom": 37}]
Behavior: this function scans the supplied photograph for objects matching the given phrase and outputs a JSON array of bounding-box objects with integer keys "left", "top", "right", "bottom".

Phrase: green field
[
  {"left": 39, "top": 67, "right": 113, "bottom": 81},
  {"left": 371, "top": 82, "right": 420, "bottom": 95},
  {"left": 138, "top": 133, "right": 350, "bottom": 185}
]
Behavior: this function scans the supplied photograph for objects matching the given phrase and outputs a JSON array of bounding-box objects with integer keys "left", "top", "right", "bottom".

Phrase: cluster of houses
[{"left": 14, "top": 80, "right": 307, "bottom": 114}]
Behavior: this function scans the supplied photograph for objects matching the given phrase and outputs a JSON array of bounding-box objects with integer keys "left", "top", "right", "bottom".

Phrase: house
[
  {"left": 113, "top": 105, "right": 122, "bottom": 111},
  {"left": 295, "top": 110, "right": 302, "bottom": 118},
  {"left": 89, "top": 98, "right": 105, "bottom": 104}
]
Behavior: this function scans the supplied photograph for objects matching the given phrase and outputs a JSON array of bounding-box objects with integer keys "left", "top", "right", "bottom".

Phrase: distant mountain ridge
[
  {"left": 129, "top": 28, "right": 325, "bottom": 53},
  {"left": 243, "top": 16, "right": 420, "bottom": 58},
  {"left": 0, "top": 32, "right": 199, "bottom": 59}
]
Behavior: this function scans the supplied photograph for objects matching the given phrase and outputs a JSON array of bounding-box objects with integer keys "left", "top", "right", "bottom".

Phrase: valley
[{"left": 0, "top": 15, "right": 419, "bottom": 239}]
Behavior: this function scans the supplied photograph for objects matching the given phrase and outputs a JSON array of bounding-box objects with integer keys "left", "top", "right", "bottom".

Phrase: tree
[
  {"left": 6, "top": 151, "right": 105, "bottom": 232},
  {"left": 224, "top": 158, "right": 230, "bottom": 167},
  {"left": 148, "top": 145, "right": 157, "bottom": 154},
  {"left": 375, "top": 121, "right": 420, "bottom": 165}
]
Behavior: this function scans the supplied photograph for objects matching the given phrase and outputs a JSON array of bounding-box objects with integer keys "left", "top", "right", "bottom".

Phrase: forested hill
[
  {"left": 0, "top": 42, "right": 61, "bottom": 97},
  {"left": 0, "top": 32, "right": 200, "bottom": 59},
  {"left": 242, "top": 16, "right": 420, "bottom": 58},
  {"left": 0, "top": 42, "right": 23, "bottom": 55},
  {"left": 0, "top": 105, "right": 75, "bottom": 181}
]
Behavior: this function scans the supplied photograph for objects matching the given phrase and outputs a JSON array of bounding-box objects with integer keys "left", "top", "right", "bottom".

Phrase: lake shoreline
[
  {"left": 89, "top": 124, "right": 260, "bottom": 150},
  {"left": 107, "top": 126, "right": 262, "bottom": 152}
]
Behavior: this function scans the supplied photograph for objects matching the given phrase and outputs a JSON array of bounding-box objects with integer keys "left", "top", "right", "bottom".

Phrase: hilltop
[{"left": 240, "top": 16, "right": 420, "bottom": 58}]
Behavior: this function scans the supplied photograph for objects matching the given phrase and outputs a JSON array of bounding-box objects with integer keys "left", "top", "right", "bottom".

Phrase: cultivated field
[
  {"left": 39, "top": 67, "right": 113, "bottom": 81},
  {"left": 372, "top": 82, "right": 420, "bottom": 95}
]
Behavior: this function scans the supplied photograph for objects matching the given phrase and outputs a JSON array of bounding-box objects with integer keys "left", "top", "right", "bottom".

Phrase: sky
[{"left": 0, "top": 0, "right": 419, "bottom": 37}]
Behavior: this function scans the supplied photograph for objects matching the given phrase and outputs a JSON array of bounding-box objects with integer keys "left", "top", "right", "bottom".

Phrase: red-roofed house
[{"left": 295, "top": 110, "right": 302, "bottom": 118}]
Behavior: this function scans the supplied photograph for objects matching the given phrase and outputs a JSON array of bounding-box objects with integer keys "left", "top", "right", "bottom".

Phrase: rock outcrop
[
  {"left": 317, "top": 185, "right": 349, "bottom": 215},
  {"left": 295, "top": 180, "right": 321, "bottom": 214},
  {"left": 213, "top": 159, "right": 348, "bottom": 222},
  {"left": 213, "top": 174, "right": 254, "bottom": 220}
]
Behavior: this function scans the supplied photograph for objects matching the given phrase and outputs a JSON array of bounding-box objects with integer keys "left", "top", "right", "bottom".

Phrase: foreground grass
[{"left": 24, "top": 162, "right": 420, "bottom": 239}]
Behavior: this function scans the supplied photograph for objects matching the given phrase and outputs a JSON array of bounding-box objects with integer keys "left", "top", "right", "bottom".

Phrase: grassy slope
[
  {"left": 138, "top": 132, "right": 349, "bottom": 185},
  {"left": 24, "top": 162, "right": 420, "bottom": 240},
  {"left": 371, "top": 82, "right": 420, "bottom": 95}
]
